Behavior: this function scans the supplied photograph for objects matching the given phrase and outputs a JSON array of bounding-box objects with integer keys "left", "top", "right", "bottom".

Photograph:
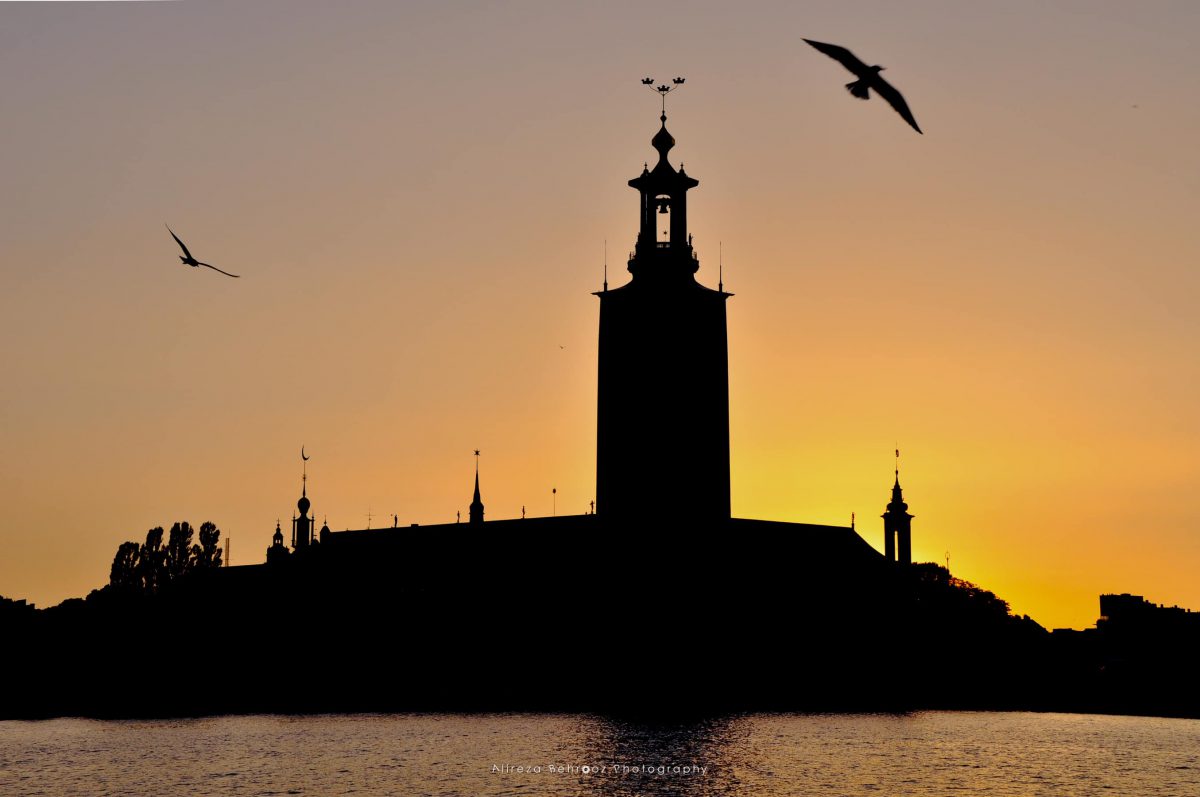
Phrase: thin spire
[
  {"left": 473, "top": 449, "right": 481, "bottom": 500},
  {"left": 301, "top": 445, "right": 310, "bottom": 496},
  {"left": 603, "top": 239, "right": 608, "bottom": 291},
  {"left": 889, "top": 446, "right": 906, "bottom": 507},
  {"left": 719, "top": 241, "right": 724, "bottom": 292},
  {"left": 469, "top": 449, "right": 484, "bottom": 523}
]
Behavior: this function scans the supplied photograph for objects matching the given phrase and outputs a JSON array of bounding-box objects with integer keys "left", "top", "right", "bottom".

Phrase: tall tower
[
  {"left": 596, "top": 95, "right": 731, "bottom": 521},
  {"left": 882, "top": 450, "right": 913, "bottom": 564},
  {"left": 469, "top": 450, "right": 484, "bottom": 524}
]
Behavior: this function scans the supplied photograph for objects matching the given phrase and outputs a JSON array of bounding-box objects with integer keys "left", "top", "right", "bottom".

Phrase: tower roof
[
  {"left": 630, "top": 114, "right": 699, "bottom": 189},
  {"left": 652, "top": 115, "right": 675, "bottom": 164}
]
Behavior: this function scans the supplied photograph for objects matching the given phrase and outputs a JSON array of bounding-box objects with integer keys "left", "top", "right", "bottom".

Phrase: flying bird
[
  {"left": 802, "top": 39, "right": 922, "bottom": 134},
  {"left": 166, "top": 225, "right": 240, "bottom": 278}
]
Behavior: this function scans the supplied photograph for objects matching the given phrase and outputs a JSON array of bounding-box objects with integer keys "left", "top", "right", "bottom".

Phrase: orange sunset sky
[{"left": 2, "top": 1, "right": 1198, "bottom": 631}]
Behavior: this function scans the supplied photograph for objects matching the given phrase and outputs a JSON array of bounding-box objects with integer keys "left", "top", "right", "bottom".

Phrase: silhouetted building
[
  {"left": 595, "top": 111, "right": 731, "bottom": 521},
  {"left": 1098, "top": 593, "right": 1200, "bottom": 632},
  {"left": 883, "top": 470, "right": 913, "bottom": 565},
  {"left": 266, "top": 521, "right": 288, "bottom": 564},
  {"left": 267, "top": 462, "right": 321, "bottom": 562},
  {"left": 13, "top": 94, "right": 1200, "bottom": 724}
]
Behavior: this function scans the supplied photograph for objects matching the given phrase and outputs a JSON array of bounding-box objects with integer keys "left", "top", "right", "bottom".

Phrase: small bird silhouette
[
  {"left": 166, "top": 225, "right": 240, "bottom": 278},
  {"left": 803, "top": 39, "right": 922, "bottom": 134}
]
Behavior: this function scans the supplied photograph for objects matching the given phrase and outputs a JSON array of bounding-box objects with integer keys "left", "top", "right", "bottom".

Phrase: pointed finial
[
  {"left": 895, "top": 446, "right": 900, "bottom": 481},
  {"left": 301, "top": 445, "right": 309, "bottom": 495},
  {"left": 603, "top": 239, "right": 608, "bottom": 292},
  {"left": 719, "top": 241, "right": 724, "bottom": 292},
  {"left": 851, "top": 511, "right": 856, "bottom": 530}
]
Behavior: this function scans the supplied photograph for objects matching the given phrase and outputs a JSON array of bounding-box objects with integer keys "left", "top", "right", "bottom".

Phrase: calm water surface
[{"left": 2, "top": 712, "right": 1198, "bottom": 796}]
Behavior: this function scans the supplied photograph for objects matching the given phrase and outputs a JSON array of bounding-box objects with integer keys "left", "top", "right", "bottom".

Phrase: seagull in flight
[
  {"left": 166, "top": 225, "right": 240, "bottom": 278},
  {"left": 803, "top": 39, "right": 922, "bottom": 134}
]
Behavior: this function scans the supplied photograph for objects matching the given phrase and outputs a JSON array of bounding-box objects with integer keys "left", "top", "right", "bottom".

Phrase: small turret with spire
[
  {"left": 469, "top": 449, "right": 484, "bottom": 524},
  {"left": 883, "top": 448, "right": 914, "bottom": 565},
  {"left": 293, "top": 446, "right": 314, "bottom": 549},
  {"left": 267, "top": 519, "right": 289, "bottom": 564}
]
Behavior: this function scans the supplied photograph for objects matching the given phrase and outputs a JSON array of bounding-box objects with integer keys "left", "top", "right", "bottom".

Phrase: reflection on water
[{"left": 2, "top": 712, "right": 1198, "bottom": 796}]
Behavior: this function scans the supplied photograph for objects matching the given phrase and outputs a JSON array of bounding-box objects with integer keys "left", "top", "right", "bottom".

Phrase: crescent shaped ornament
[{"left": 302, "top": 445, "right": 309, "bottom": 461}]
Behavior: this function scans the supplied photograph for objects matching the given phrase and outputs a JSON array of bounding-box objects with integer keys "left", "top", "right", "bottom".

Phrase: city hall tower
[{"left": 596, "top": 100, "right": 731, "bottom": 522}]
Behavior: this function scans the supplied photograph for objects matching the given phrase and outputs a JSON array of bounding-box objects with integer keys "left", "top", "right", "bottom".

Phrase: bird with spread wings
[
  {"left": 166, "top": 225, "right": 240, "bottom": 278},
  {"left": 803, "top": 39, "right": 923, "bottom": 134}
]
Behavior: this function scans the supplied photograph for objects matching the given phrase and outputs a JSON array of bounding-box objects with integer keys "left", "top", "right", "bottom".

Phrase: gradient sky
[{"left": 1, "top": 1, "right": 1198, "bottom": 630}]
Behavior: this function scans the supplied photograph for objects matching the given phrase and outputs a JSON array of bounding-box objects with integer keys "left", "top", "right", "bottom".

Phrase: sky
[{"left": 1, "top": 0, "right": 1197, "bottom": 631}]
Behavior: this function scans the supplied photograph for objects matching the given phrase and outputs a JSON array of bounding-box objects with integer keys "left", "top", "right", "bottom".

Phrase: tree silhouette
[
  {"left": 107, "top": 521, "right": 223, "bottom": 595},
  {"left": 164, "top": 521, "right": 195, "bottom": 582},
  {"left": 137, "top": 527, "right": 166, "bottom": 594},
  {"left": 109, "top": 541, "right": 141, "bottom": 593},
  {"left": 193, "top": 521, "right": 223, "bottom": 569}
]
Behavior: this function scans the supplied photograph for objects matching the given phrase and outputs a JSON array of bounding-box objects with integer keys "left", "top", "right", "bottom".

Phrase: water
[{"left": 2, "top": 712, "right": 1198, "bottom": 796}]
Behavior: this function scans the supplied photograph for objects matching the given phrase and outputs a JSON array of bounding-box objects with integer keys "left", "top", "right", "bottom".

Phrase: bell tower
[
  {"left": 883, "top": 449, "right": 913, "bottom": 565},
  {"left": 595, "top": 81, "right": 731, "bottom": 522}
]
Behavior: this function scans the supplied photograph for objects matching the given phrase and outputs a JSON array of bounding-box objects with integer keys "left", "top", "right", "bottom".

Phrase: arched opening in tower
[{"left": 656, "top": 195, "right": 671, "bottom": 246}]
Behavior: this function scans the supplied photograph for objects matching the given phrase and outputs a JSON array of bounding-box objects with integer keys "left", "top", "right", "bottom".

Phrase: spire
[
  {"left": 889, "top": 447, "right": 907, "bottom": 509},
  {"left": 469, "top": 449, "right": 484, "bottom": 524},
  {"left": 883, "top": 447, "right": 914, "bottom": 565},
  {"left": 298, "top": 445, "right": 311, "bottom": 516}
]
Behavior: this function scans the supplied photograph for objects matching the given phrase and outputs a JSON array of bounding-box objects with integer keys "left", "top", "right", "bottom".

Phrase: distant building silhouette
[
  {"left": 266, "top": 460, "right": 322, "bottom": 562},
  {"left": 267, "top": 520, "right": 288, "bottom": 564},
  {"left": 1098, "top": 593, "right": 1200, "bottom": 632},
  {"left": 595, "top": 111, "right": 732, "bottom": 521},
  {"left": 883, "top": 469, "right": 913, "bottom": 565},
  {"left": 24, "top": 97, "right": 1200, "bottom": 724}
]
